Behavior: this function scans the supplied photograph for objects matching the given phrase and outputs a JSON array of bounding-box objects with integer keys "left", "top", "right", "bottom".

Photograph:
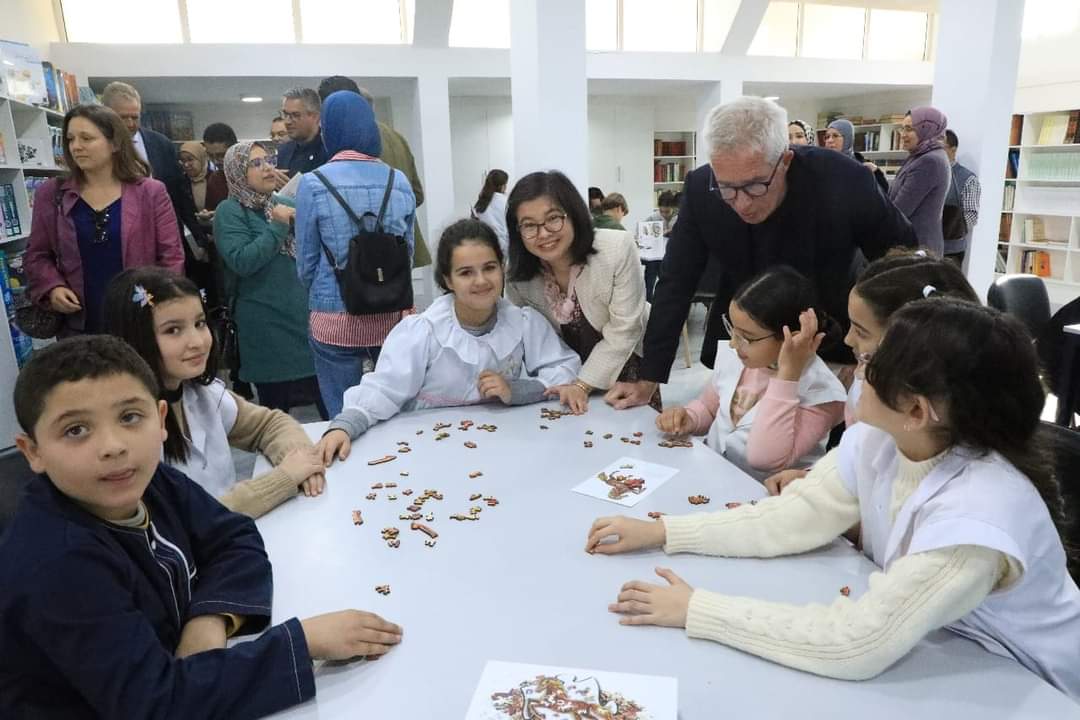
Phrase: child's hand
[
  {"left": 656, "top": 407, "right": 692, "bottom": 436},
  {"left": 585, "top": 515, "right": 667, "bottom": 554},
  {"left": 301, "top": 610, "right": 402, "bottom": 660},
  {"left": 764, "top": 468, "right": 808, "bottom": 496},
  {"left": 478, "top": 370, "right": 512, "bottom": 405},
  {"left": 317, "top": 430, "right": 352, "bottom": 466},
  {"left": 544, "top": 384, "right": 588, "bottom": 414},
  {"left": 278, "top": 447, "right": 325, "bottom": 487},
  {"left": 608, "top": 567, "right": 693, "bottom": 628},
  {"left": 777, "top": 309, "right": 825, "bottom": 382}
]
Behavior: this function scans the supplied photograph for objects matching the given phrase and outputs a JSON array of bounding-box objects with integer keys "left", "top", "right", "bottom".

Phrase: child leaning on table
[
  {"left": 318, "top": 218, "right": 581, "bottom": 464},
  {"left": 763, "top": 251, "right": 979, "bottom": 495},
  {"left": 104, "top": 266, "right": 326, "bottom": 519},
  {"left": 586, "top": 299, "right": 1080, "bottom": 699},
  {"left": 0, "top": 335, "right": 403, "bottom": 719},
  {"left": 655, "top": 265, "right": 847, "bottom": 482}
]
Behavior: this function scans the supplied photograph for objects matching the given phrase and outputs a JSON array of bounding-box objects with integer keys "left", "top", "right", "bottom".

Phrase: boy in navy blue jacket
[{"left": 0, "top": 335, "right": 402, "bottom": 719}]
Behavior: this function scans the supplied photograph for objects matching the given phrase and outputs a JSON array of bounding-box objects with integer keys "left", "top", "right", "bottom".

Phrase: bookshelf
[
  {"left": 0, "top": 94, "right": 65, "bottom": 245},
  {"left": 653, "top": 131, "right": 695, "bottom": 206},
  {"left": 997, "top": 110, "right": 1080, "bottom": 306},
  {"left": 815, "top": 113, "right": 909, "bottom": 178}
]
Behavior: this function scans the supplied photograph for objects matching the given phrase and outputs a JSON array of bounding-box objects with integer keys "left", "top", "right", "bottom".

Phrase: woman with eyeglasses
[
  {"left": 214, "top": 141, "right": 327, "bottom": 419},
  {"left": 24, "top": 104, "right": 184, "bottom": 335},
  {"left": 823, "top": 118, "right": 889, "bottom": 194},
  {"left": 505, "top": 171, "right": 654, "bottom": 414},
  {"left": 654, "top": 266, "right": 847, "bottom": 481},
  {"left": 764, "top": 251, "right": 979, "bottom": 495},
  {"left": 885, "top": 107, "right": 952, "bottom": 257}
]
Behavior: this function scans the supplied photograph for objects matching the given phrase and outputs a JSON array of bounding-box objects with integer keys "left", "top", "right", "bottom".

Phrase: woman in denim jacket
[{"left": 296, "top": 90, "right": 417, "bottom": 417}]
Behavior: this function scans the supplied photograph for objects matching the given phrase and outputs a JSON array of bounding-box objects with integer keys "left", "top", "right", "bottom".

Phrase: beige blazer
[{"left": 507, "top": 229, "right": 649, "bottom": 390}]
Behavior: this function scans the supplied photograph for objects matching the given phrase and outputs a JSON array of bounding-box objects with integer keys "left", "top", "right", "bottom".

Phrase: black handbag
[
  {"left": 15, "top": 187, "right": 65, "bottom": 339},
  {"left": 312, "top": 168, "right": 413, "bottom": 315}
]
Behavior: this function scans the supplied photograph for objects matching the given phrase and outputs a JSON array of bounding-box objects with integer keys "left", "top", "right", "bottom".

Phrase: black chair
[
  {"left": 987, "top": 274, "right": 1051, "bottom": 342},
  {"left": 1037, "top": 297, "right": 1080, "bottom": 427},
  {"left": 1043, "top": 422, "right": 1080, "bottom": 583},
  {"left": 0, "top": 448, "right": 36, "bottom": 535}
]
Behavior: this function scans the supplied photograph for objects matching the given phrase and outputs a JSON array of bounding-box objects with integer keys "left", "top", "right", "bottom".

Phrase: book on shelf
[
  {"left": 996, "top": 245, "right": 1008, "bottom": 273},
  {"left": 0, "top": 249, "right": 33, "bottom": 367},
  {"left": 0, "top": 183, "right": 22, "bottom": 239},
  {"left": 1036, "top": 113, "right": 1070, "bottom": 145},
  {"left": 653, "top": 140, "right": 688, "bottom": 157},
  {"left": 1067, "top": 111, "right": 1080, "bottom": 145},
  {"left": 653, "top": 161, "right": 686, "bottom": 183},
  {"left": 1009, "top": 115, "right": 1023, "bottom": 146},
  {"left": 1020, "top": 249, "right": 1053, "bottom": 278},
  {"left": 1006, "top": 149, "right": 1020, "bottom": 179},
  {"left": 1024, "top": 217, "right": 1046, "bottom": 243},
  {"left": 24, "top": 176, "right": 47, "bottom": 209},
  {"left": 0, "top": 40, "right": 47, "bottom": 106},
  {"left": 998, "top": 213, "right": 1012, "bottom": 242},
  {"left": 1002, "top": 183, "right": 1015, "bottom": 211}
]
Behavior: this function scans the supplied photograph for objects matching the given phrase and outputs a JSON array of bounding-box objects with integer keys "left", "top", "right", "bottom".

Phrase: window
[
  {"left": 404, "top": 0, "right": 415, "bottom": 43},
  {"left": 1022, "top": 0, "right": 1080, "bottom": 39},
  {"left": 801, "top": 4, "right": 864, "bottom": 60},
  {"left": 301, "top": 0, "right": 406, "bottom": 44},
  {"left": 61, "top": 0, "right": 182, "bottom": 43},
  {"left": 701, "top": 0, "right": 741, "bottom": 52},
  {"left": 622, "top": 0, "right": 698, "bottom": 52},
  {"left": 748, "top": 2, "right": 798, "bottom": 57},
  {"left": 586, "top": 0, "right": 618, "bottom": 51},
  {"left": 867, "top": 9, "right": 927, "bottom": 61},
  {"left": 187, "top": 0, "right": 295, "bottom": 43},
  {"left": 449, "top": 0, "right": 510, "bottom": 48}
]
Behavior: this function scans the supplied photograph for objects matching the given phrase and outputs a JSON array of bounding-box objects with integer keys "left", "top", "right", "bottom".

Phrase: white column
[
  {"left": 510, "top": 0, "right": 588, "bottom": 195},
  {"left": 412, "top": 73, "right": 455, "bottom": 308},
  {"left": 931, "top": 0, "right": 1026, "bottom": 300},
  {"left": 696, "top": 78, "right": 743, "bottom": 165}
]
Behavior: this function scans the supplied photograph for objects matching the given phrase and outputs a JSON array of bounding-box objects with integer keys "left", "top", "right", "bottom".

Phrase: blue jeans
[{"left": 308, "top": 338, "right": 381, "bottom": 418}]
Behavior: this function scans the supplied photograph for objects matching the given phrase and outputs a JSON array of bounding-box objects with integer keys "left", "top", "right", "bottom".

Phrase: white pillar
[
  {"left": 696, "top": 78, "right": 743, "bottom": 165},
  {"left": 510, "top": 0, "right": 588, "bottom": 195},
  {"left": 412, "top": 73, "right": 455, "bottom": 308},
  {"left": 931, "top": 0, "right": 1026, "bottom": 300}
]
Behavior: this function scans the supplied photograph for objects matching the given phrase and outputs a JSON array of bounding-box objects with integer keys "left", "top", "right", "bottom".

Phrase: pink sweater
[{"left": 684, "top": 368, "right": 844, "bottom": 473}]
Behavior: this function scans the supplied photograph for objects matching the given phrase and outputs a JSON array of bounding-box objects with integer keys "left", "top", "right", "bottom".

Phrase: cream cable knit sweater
[{"left": 661, "top": 448, "right": 1016, "bottom": 681}]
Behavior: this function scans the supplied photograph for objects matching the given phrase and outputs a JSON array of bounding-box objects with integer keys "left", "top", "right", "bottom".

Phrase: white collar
[{"left": 422, "top": 293, "right": 525, "bottom": 364}]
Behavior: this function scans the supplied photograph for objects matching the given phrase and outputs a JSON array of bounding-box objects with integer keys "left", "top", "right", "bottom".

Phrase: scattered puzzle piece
[
  {"left": 368, "top": 455, "right": 396, "bottom": 466},
  {"left": 468, "top": 471, "right": 483, "bottom": 479},
  {"left": 371, "top": 483, "right": 383, "bottom": 489},
  {"left": 584, "top": 441, "right": 593, "bottom": 448},
  {"left": 435, "top": 432, "right": 450, "bottom": 441},
  {"left": 387, "top": 539, "right": 400, "bottom": 548},
  {"left": 725, "top": 502, "right": 742, "bottom": 509},
  {"left": 375, "top": 584, "right": 391, "bottom": 595},
  {"left": 539, "top": 425, "right": 549, "bottom": 430},
  {"left": 585, "top": 430, "right": 594, "bottom": 436},
  {"left": 402, "top": 489, "right": 413, "bottom": 496},
  {"left": 425, "top": 539, "right": 437, "bottom": 548},
  {"left": 658, "top": 438, "right": 693, "bottom": 449},
  {"left": 603, "top": 433, "right": 613, "bottom": 439},
  {"left": 410, "top": 522, "right": 438, "bottom": 539},
  {"left": 385, "top": 482, "right": 397, "bottom": 488},
  {"left": 840, "top": 586, "right": 851, "bottom": 597},
  {"left": 598, "top": 471, "right": 645, "bottom": 500},
  {"left": 469, "top": 493, "right": 482, "bottom": 501},
  {"left": 688, "top": 495, "right": 710, "bottom": 505},
  {"left": 433, "top": 422, "right": 451, "bottom": 431},
  {"left": 633, "top": 431, "right": 643, "bottom": 438},
  {"left": 366, "top": 493, "right": 377, "bottom": 500},
  {"left": 351, "top": 510, "right": 363, "bottom": 526},
  {"left": 464, "top": 441, "right": 477, "bottom": 449},
  {"left": 647, "top": 511, "right": 666, "bottom": 519},
  {"left": 398, "top": 446, "right": 412, "bottom": 453},
  {"left": 388, "top": 494, "right": 397, "bottom": 501}
]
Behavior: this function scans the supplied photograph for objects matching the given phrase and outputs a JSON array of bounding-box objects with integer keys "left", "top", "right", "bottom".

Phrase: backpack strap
[
  {"left": 373, "top": 167, "right": 396, "bottom": 233},
  {"left": 313, "top": 170, "right": 366, "bottom": 227}
]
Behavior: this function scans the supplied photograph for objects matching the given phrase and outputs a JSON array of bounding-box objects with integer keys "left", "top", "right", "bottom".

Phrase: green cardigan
[
  {"left": 213, "top": 199, "right": 316, "bottom": 384},
  {"left": 592, "top": 213, "right": 626, "bottom": 231}
]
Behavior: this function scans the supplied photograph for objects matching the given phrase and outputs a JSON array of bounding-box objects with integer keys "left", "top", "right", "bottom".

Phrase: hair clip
[
  {"left": 914, "top": 250, "right": 927, "bottom": 257},
  {"left": 199, "top": 288, "right": 207, "bottom": 304},
  {"left": 922, "top": 284, "right": 937, "bottom": 298},
  {"left": 132, "top": 284, "right": 154, "bottom": 308}
]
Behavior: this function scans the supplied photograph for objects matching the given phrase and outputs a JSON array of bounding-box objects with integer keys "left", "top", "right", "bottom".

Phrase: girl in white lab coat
[
  {"left": 766, "top": 252, "right": 980, "bottom": 495},
  {"left": 655, "top": 265, "right": 847, "bottom": 482},
  {"left": 317, "top": 218, "right": 582, "bottom": 464},
  {"left": 586, "top": 299, "right": 1080, "bottom": 699}
]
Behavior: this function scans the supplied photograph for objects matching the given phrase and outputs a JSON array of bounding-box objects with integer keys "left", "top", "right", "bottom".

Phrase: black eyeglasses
[
  {"left": 518, "top": 213, "right": 566, "bottom": 241},
  {"left": 721, "top": 312, "right": 775, "bottom": 348},
  {"left": 709, "top": 154, "right": 784, "bottom": 201},
  {"left": 91, "top": 206, "right": 111, "bottom": 245}
]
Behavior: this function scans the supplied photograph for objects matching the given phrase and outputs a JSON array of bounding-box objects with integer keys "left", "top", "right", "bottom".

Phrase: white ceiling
[{"left": 88, "top": 76, "right": 416, "bottom": 104}]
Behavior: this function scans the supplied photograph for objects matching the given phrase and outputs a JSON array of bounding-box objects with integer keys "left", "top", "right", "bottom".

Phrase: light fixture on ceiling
[
  {"left": 764, "top": 96, "right": 780, "bottom": 102},
  {"left": 241, "top": 96, "right": 263, "bottom": 103}
]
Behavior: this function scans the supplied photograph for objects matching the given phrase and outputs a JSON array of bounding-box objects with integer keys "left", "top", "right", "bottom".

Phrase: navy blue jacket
[
  {"left": 0, "top": 464, "right": 315, "bottom": 719},
  {"left": 278, "top": 131, "right": 329, "bottom": 177}
]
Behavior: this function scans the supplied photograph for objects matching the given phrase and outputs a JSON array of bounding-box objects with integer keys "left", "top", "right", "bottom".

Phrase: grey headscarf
[{"left": 828, "top": 119, "right": 855, "bottom": 158}]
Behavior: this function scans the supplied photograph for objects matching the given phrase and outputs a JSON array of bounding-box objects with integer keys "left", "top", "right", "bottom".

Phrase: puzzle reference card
[
  {"left": 571, "top": 457, "right": 679, "bottom": 507},
  {"left": 465, "top": 660, "right": 677, "bottom": 720}
]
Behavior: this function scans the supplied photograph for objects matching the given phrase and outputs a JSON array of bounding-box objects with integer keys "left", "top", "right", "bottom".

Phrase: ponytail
[{"left": 475, "top": 169, "right": 509, "bottom": 214}]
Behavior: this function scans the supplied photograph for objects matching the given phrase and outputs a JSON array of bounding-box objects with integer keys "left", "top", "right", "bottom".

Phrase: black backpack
[{"left": 312, "top": 168, "right": 413, "bottom": 315}]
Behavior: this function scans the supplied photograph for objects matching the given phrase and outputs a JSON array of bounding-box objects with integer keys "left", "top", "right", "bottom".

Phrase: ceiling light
[
  {"left": 764, "top": 96, "right": 780, "bottom": 102},
  {"left": 241, "top": 96, "right": 263, "bottom": 103}
]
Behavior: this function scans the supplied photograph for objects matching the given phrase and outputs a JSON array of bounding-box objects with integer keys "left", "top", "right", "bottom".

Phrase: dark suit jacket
[
  {"left": 140, "top": 127, "right": 209, "bottom": 254},
  {"left": 642, "top": 145, "right": 917, "bottom": 381},
  {"left": 278, "top": 132, "right": 328, "bottom": 176}
]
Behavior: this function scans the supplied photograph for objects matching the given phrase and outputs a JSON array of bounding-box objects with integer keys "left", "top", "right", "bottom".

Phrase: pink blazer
[{"left": 24, "top": 176, "right": 184, "bottom": 330}]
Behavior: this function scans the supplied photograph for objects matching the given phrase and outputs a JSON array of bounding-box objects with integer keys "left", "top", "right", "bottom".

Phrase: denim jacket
[{"left": 295, "top": 159, "right": 416, "bottom": 313}]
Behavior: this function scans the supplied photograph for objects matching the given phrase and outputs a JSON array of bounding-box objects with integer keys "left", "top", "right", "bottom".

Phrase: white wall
[
  {"left": 1015, "top": 32, "right": 1080, "bottom": 112},
  {"left": 1, "top": 1, "right": 61, "bottom": 57},
  {"left": 449, "top": 96, "right": 513, "bottom": 219},
  {"left": 813, "top": 87, "right": 932, "bottom": 126}
]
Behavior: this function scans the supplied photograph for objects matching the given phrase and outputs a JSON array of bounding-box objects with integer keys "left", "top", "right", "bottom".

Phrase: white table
[{"left": 255, "top": 403, "right": 1078, "bottom": 718}]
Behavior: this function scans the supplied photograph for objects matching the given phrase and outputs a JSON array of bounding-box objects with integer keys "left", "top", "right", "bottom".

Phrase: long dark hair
[
  {"left": 435, "top": 218, "right": 504, "bottom": 292},
  {"left": 475, "top": 169, "right": 509, "bottom": 214},
  {"left": 732, "top": 265, "right": 843, "bottom": 351},
  {"left": 866, "top": 299, "right": 1068, "bottom": 540},
  {"left": 507, "top": 171, "right": 597, "bottom": 281},
  {"left": 855, "top": 252, "right": 979, "bottom": 325},
  {"left": 63, "top": 104, "right": 149, "bottom": 185},
  {"left": 104, "top": 267, "right": 220, "bottom": 463}
]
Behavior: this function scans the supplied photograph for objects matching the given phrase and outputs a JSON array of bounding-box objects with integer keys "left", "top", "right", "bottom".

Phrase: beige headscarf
[{"left": 179, "top": 141, "right": 209, "bottom": 211}]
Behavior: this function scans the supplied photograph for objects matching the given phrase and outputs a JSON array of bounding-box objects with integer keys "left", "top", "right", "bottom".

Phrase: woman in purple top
[
  {"left": 887, "top": 106, "right": 952, "bottom": 257},
  {"left": 24, "top": 104, "right": 183, "bottom": 334}
]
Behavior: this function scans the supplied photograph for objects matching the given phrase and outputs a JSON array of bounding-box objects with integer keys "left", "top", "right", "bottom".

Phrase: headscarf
[
  {"left": 906, "top": 106, "right": 948, "bottom": 159},
  {"left": 828, "top": 119, "right": 855, "bottom": 158},
  {"left": 179, "top": 141, "right": 208, "bottom": 211},
  {"left": 321, "top": 90, "right": 382, "bottom": 158},
  {"left": 789, "top": 119, "right": 816, "bottom": 147},
  {"left": 223, "top": 141, "right": 295, "bottom": 258}
]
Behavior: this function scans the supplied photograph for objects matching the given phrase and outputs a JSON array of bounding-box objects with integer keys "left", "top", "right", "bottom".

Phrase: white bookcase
[
  {"left": 997, "top": 110, "right": 1080, "bottom": 307},
  {"left": 851, "top": 122, "right": 906, "bottom": 178},
  {"left": 0, "top": 93, "right": 64, "bottom": 450},
  {"left": 653, "top": 131, "right": 695, "bottom": 206}
]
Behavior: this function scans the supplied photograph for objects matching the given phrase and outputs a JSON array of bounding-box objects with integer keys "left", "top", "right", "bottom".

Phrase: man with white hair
[{"left": 606, "top": 96, "right": 916, "bottom": 409}]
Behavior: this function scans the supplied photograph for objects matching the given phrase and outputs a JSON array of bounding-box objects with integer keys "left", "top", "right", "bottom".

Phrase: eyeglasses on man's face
[
  {"left": 721, "top": 312, "right": 775, "bottom": 348},
  {"left": 518, "top": 213, "right": 566, "bottom": 241},
  {"left": 280, "top": 110, "right": 308, "bottom": 122},
  {"left": 710, "top": 153, "right": 785, "bottom": 202}
]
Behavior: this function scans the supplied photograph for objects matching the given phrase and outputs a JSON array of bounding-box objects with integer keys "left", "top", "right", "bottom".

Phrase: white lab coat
[
  {"left": 166, "top": 379, "right": 238, "bottom": 499},
  {"left": 705, "top": 343, "right": 847, "bottom": 481},
  {"left": 341, "top": 293, "right": 581, "bottom": 427},
  {"left": 838, "top": 422, "right": 1080, "bottom": 700}
]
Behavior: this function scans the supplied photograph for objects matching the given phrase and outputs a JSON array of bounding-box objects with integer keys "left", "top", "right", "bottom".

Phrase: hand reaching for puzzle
[
  {"left": 477, "top": 371, "right": 512, "bottom": 404},
  {"left": 300, "top": 610, "right": 403, "bottom": 660},
  {"left": 585, "top": 515, "right": 666, "bottom": 555},
  {"left": 544, "top": 383, "right": 588, "bottom": 414},
  {"left": 655, "top": 407, "right": 693, "bottom": 436},
  {"left": 608, "top": 568, "right": 694, "bottom": 629}
]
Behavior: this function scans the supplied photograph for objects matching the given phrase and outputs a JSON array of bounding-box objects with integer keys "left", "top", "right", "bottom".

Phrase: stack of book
[
  {"left": 40, "top": 61, "right": 81, "bottom": 113},
  {"left": 654, "top": 161, "right": 686, "bottom": 183},
  {"left": 1035, "top": 112, "right": 1080, "bottom": 145},
  {"left": 0, "top": 184, "right": 22, "bottom": 240},
  {"left": 0, "top": 249, "right": 33, "bottom": 367},
  {"left": 1002, "top": 183, "right": 1015, "bottom": 211},
  {"left": 654, "top": 140, "right": 688, "bottom": 156},
  {"left": 1019, "top": 249, "right": 1053, "bottom": 278},
  {"left": 1009, "top": 115, "right": 1024, "bottom": 146}
]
